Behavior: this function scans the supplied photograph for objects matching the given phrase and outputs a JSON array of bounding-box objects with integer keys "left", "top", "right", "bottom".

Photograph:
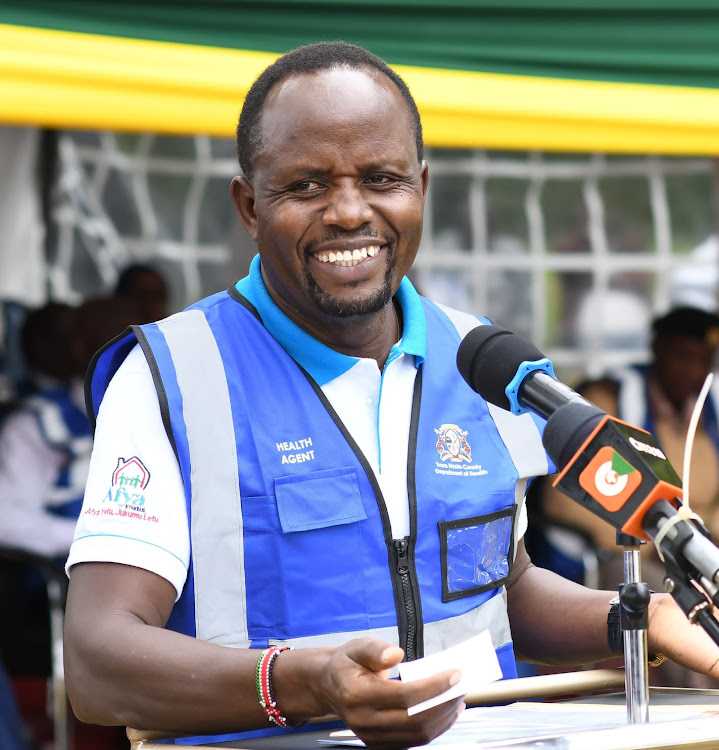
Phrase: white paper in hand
[{"left": 398, "top": 630, "right": 502, "bottom": 716}]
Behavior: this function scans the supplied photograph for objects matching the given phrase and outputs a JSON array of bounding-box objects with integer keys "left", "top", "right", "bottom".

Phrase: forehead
[
  {"left": 656, "top": 333, "right": 715, "bottom": 358},
  {"left": 253, "top": 67, "right": 416, "bottom": 175}
]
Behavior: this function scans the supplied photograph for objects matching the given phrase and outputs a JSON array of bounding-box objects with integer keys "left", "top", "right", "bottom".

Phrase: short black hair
[
  {"left": 115, "top": 263, "right": 167, "bottom": 299},
  {"left": 20, "top": 302, "right": 75, "bottom": 365},
  {"left": 236, "top": 41, "right": 423, "bottom": 179},
  {"left": 652, "top": 306, "right": 719, "bottom": 347}
]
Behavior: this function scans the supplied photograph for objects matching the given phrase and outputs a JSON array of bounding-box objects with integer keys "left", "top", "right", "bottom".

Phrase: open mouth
[{"left": 312, "top": 245, "right": 381, "bottom": 267}]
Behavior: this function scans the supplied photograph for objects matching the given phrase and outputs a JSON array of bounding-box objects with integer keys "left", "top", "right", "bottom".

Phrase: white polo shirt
[{"left": 67, "top": 257, "right": 528, "bottom": 598}]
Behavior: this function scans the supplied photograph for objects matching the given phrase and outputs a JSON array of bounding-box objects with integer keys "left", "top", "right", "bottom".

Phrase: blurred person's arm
[{"left": 0, "top": 411, "right": 77, "bottom": 556}]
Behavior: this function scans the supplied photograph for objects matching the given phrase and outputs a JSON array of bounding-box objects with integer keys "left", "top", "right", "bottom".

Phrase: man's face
[
  {"left": 653, "top": 333, "right": 717, "bottom": 409},
  {"left": 232, "top": 67, "right": 428, "bottom": 336}
]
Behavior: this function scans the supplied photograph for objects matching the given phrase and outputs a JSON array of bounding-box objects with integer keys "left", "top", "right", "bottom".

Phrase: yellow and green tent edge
[{"left": 3, "top": 20, "right": 719, "bottom": 154}]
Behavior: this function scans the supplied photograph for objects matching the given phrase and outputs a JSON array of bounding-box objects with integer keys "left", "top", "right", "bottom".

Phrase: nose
[{"left": 322, "top": 182, "right": 374, "bottom": 229}]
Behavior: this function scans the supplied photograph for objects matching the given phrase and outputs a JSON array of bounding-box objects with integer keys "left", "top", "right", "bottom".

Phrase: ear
[
  {"left": 231, "top": 176, "right": 258, "bottom": 241},
  {"left": 419, "top": 160, "right": 429, "bottom": 203}
]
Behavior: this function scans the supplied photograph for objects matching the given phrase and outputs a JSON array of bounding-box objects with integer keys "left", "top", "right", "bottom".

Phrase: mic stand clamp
[
  {"left": 616, "top": 531, "right": 650, "bottom": 724},
  {"left": 655, "top": 527, "right": 719, "bottom": 646}
]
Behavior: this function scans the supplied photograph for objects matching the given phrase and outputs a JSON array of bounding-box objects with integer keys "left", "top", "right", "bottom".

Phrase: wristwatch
[
  {"left": 607, "top": 595, "right": 667, "bottom": 666},
  {"left": 607, "top": 596, "right": 623, "bottom": 653}
]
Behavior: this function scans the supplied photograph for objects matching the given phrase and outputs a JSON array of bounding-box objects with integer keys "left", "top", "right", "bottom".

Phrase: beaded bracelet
[{"left": 255, "top": 645, "right": 308, "bottom": 729}]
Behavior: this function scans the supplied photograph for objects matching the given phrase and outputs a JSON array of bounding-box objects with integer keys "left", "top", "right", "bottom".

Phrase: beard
[{"left": 303, "top": 250, "right": 395, "bottom": 318}]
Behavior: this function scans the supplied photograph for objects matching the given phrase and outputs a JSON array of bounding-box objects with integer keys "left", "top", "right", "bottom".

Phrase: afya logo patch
[
  {"left": 100, "top": 456, "right": 153, "bottom": 517},
  {"left": 434, "top": 424, "right": 472, "bottom": 463},
  {"left": 113, "top": 456, "right": 151, "bottom": 491}
]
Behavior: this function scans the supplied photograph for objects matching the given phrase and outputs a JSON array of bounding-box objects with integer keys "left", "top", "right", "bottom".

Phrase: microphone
[
  {"left": 456, "top": 322, "right": 600, "bottom": 420},
  {"left": 457, "top": 323, "right": 719, "bottom": 593}
]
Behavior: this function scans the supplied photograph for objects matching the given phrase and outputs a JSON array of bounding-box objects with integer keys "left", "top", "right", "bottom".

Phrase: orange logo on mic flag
[{"left": 578, "top": 446, "right": 642, "bottom": 512}]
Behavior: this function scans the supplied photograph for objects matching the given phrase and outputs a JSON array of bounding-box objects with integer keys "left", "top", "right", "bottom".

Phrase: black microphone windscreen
[
  {"left": 543, "top": 400, "right": 604, "bottom": 470},
  {"left": 457, "top": 324, "right": 546, "bottom": 411}
]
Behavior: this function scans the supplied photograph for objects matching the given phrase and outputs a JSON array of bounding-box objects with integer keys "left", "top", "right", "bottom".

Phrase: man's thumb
[{"left": 350, "top": 639, "right": 405, "bottom": 672}]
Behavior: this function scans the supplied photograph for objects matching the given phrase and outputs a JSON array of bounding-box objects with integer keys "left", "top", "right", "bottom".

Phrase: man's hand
[
  {"left": 309, "top": 638, "right": 464, "bottom": 749},
  {"left": 647, "top": 593, "right": 719, "bottom": 680}
]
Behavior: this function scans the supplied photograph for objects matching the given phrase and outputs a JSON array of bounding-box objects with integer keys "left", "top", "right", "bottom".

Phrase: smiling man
[
  {"left": 233, "top": 59, "right": 426, "bottom": 368},
  {"left": 63, "top": 43, "right": 719, "bottom": 749}
]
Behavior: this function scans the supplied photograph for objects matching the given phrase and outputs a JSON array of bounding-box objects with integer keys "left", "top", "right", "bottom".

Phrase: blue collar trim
[{"left": 235, "top": 255, "right": 426, "bottom": 385}]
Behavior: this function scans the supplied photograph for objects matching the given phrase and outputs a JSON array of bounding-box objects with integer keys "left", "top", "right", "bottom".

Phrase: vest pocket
[
  {"left": 438, "top": 505, "right": 516, "bottom": 602},
  {"left": 243, "top": 468, "right": 371, "bottom": 640},
  {"left": 275, "top": 467, "right": 368, "bottom": 532}
]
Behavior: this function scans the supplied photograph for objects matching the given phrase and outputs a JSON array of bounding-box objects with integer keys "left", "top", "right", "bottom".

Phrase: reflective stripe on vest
[
  {"left": 268, "top": 592, "right": 511, "bottom": 653},
  {"left": 158, "top": 311, "right": 248, "bottom": 645}
]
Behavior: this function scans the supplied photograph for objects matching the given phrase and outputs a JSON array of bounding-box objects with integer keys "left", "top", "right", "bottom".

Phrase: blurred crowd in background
[{"left": 0, "top": 262, "right": 168, "bottom": 750}]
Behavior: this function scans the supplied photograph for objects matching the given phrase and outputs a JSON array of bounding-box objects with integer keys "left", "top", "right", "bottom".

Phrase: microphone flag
[{"left": 551, "top": 409, "right": 683, "bottom": 541}]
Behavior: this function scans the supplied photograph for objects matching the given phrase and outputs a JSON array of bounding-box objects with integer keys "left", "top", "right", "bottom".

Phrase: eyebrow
[{"left": 276, "top": 158, "right": 414, "bottom": 179}]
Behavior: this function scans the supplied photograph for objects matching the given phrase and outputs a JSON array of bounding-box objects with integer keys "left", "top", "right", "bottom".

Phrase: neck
[
  {"left": 647, "top": 371, "right": 694, "bottom": 425},
  {"left": 263, "top": 286, "right": 401, "bottom": 370},
  {"left": 318, "top": 301, "right": 400, "bottom": 370}
]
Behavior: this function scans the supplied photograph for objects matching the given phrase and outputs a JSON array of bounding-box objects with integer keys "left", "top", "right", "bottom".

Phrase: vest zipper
[
  {"left": 300, "top": 362, "right": 425, "bottom": 661},
  {"left": 394, "top": 537, "right": 419, "bottom": 661}
]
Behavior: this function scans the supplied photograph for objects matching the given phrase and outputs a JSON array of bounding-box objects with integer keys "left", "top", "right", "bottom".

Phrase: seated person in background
[
  {"left": 538, "top": 305, "right": 719, "bottom": 685},
  {"left": 16, "top": 302, "right": 77, "bottom": 399},
  {"left": 114, "top": 262, "right": 169, "bottom": 325},
  {"left": 0, "top": 296, "right": 140, "bottom": 557},
  {"left": 0, "top": 298, "right": 137, "bottom": 747}
]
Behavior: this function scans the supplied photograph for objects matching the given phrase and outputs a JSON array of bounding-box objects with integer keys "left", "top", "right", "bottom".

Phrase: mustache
[{"left": 303, "top": 227, "right": 392, "bottom": 255}]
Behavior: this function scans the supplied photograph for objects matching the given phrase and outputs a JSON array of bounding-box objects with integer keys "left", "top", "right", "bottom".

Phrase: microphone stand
[
  {"left": 616, "top": 531, "right": 650, "bottom": 725},
  {"left": 643, "top": 502, "right": 719, "bottom": 647}
]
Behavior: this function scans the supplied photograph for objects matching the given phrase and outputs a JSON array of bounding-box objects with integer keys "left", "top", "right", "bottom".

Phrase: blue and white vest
[
  {"left": 22, "top": 383, "right": 92, "bottom": 520},
  {"left": 88, "top": 288, "right": 551, "bottom": 741}
]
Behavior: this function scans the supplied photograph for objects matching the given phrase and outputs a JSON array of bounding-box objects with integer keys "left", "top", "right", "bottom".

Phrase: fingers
[
  {"left": 399, "top": 668, "right": 463, "bottom": 712},
  {"left": 354, "top": 695, "right": 465, "bottom": 750},
  {"left": 323, "top": 639, "right": 466, "bottom": 749},
  {"left": 344, "top": 637, "right": 405, "bottom": 677}
]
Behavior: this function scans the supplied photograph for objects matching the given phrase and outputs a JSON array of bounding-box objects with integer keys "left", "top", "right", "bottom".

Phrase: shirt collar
[{"left": 235, "top": 254, "right": 426, "bottom": 386}]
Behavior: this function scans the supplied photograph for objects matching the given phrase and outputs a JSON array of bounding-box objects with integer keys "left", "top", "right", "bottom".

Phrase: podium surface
[{"left": 128, "top": 684, "right": 719, "bottom": 749}]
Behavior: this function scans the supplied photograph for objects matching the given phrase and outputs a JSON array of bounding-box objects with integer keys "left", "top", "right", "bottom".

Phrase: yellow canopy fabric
[{"left": 3, "top": 22, "right": 719, "bottom": 154}]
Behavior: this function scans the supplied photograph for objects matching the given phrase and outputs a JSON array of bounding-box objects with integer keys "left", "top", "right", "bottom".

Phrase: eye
[
  {"left": 290, "top": 179, "right": 324, "bottom": 193},
  {"left": 364, "top": 174, "right": 395, "bottom": 187}
]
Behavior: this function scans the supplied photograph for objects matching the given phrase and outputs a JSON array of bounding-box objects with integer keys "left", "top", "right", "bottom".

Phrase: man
[{"left": 64, "top": 43, "right": 719, "bottom": 749}]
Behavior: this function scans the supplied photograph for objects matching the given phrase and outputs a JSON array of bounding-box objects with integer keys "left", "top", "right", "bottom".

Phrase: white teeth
[{"left": 313, "top": 245, "right": 382, "bottom": 266}]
